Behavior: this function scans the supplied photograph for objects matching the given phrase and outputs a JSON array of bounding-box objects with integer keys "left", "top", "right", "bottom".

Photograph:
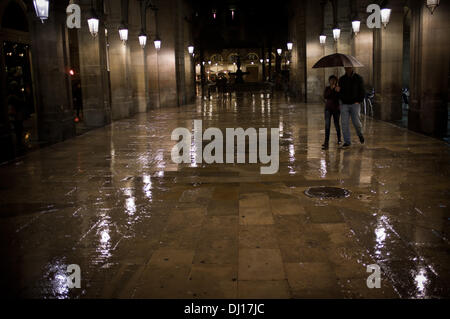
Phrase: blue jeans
[{"left": 341, "top": 103, "right": 363, "bottom": 144}]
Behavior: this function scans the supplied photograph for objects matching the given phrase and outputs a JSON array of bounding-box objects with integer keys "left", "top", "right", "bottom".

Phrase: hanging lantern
[
  {"left": 33, "top": 0, "right": 49, "bottom": 23},
  {"left": 287, "top": 42, "right": 293, "bottom": 51},
  {"left": 138, "top": 31, "right": 147, "bottom": 49},
  {"left": 426, "top": 0, "right": 440, "bottom": 14},
  {"left": 212, "top": 9, "right": 217, "bottom": 19},
  {"left": 208, "top": 60, "right": 212, "bottom": 65},
  {"left": 230, "top": 8, "right": 235, "bottom": 20},
  {"left": 118, "top": 25, "right": 128, "bottom": 43},
  {"left": 154, "top": 36, "right": 161, "bottom": 50},
  {"left": 319, "top": 34, "right": 326, "bottom": 45},
  {"left": 381, "top": 7, "right": 391, "bottom": 28},
  {"left": 277, "top": 48, "right": 282, "bottom": 56},
  {"left": 333, "top": 28, "right": 341, "bottom": 41},
  {"left": 87, "top": 11, "right": 99, "bottom": 37},
  {"left": 188, "top": 45, "right": 194, "bottom": 55},
  {"left": 260, "top": 59, "right": 263, "bottom": 64},
  {"left": 352, "top": 20, "right": 361, "bottom": 35}
]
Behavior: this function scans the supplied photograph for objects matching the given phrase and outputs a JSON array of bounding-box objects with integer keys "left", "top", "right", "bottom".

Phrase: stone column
[
  {"left": 373, "top": 0, "right": 404, "bottom": 121},
  {"left": 287, "top": 0, "right": 306, "bottom": 101},
  {"left": 305, "top": 0, "right": 326, "bottom": 102},
  {"left": 408, "top": 0, "right": 449, "bottom": 136},
  {"left": 129, "top": 0, "right": 147, "bottom": 113},
  {"left": 107, "top": 0, "right": 133, "bottom": 120},
  {"left": 78, "top": 0, "right": 111, "bottom": 128},
  {"left": 30, "top": 1, "right": 75, "bottom": 143}
]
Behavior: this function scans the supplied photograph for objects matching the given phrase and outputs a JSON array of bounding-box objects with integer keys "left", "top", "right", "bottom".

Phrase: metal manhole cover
[{"left": 304, "top": 186, "right": 350, "bottom": 198}]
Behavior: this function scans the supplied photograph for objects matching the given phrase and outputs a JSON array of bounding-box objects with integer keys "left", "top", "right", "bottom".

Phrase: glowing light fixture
[
  {"left": 277, "top": 48, "right": 282, "bottom": 56},
  {"left": 212, "top": 9, "right": 217, "bottom": 19},
  {"left": 260, "top": 59, "right": 263, "bottom": 63},
  {"left": 188, "top": 45, "right": 194, "bottom": 55},
  {"left": 138, "top": 31, "right": 147, "bottom": 49},
  {"left": 118, "top": 25, "right": 128, "bottom": 43},
  {"left": 208, "top": 61, "right": 212, "bottom": 65},
  {"left": 287, "top": 42, "right": 293, "bottom": 51},
  {"left": 352, "top": 20, "right": 361, "bottom": 35},
  {"left": 319, "top": 34, "right": 326, "bottom": 45},
  {"left": 333, "top": 27, "right": 341, "bottom": 41},
  {"left": 230, "top": 8, "right": 235, "bottom": 20},
  {"left": 426, "top": 0, "right": 440, "bottom": 14},
  {"left": 154, "top": 36, "right": 161, "bottom": 50},
  {"left": 380, "top": 7, "right": 391, "bottom": 28},
  {"left": 33, "top": 0, "right": 49, "bottom": 23},
  {"left": 87, "top": 11, "right": 99, "bottom": 37}
]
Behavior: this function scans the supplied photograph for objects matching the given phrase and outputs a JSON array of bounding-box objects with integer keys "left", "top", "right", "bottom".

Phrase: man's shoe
[
  {"left": 359, "top": 135, "right": 365, "bottom": 144},
  {"left": 341, "top": 143, "right": 351, "bottom": 148},
  {"left": 337, "top": 140, "right": 342, "bottom": 145},
  {"left": 322, "top": 144, "right": 329, "bottom": 150}
]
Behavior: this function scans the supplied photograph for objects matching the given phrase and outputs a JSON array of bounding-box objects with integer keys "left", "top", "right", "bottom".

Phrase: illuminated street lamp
[
  {"left": 87, "top": 10, "right": 99, "bottom": 37},
  {"left": 188, "top": 45, "right": 194, "bottom": 55},
  {"left": 381, "top": 7, "right": 391, "bottom": 28},
  {"left": 33, "top": 0, "right": 49, "bottom": 23},
  {"left": 138, "top": 30, "right": 147, "bottom": 49},
  {"left": 352, "top": 19, "right": 361, "bottom": 35},
  {"left": 319, "top": 34, "right": 326, "bottom": 45},
  {"left": 333, "top": 27, "right": 341, "bottom": 41},
  {"left": 118, "top": 25, "right": 128, "bottom": 43},
  {"left": 426, "top": 0, "right": 440, "bottom": 14},
  {"left": 277, "top": 48, "right": 282, "bottom": 56},
  {"left": 287, "top": 42, "right": 293, "bottom": 51},
  {"left": 154, "top": 35, "right": 161, "bottom": 50}
]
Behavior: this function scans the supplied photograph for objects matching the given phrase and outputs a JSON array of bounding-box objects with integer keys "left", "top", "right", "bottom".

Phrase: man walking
[{"left": 338, "top": 67, "right": 365, "bottom": 147}]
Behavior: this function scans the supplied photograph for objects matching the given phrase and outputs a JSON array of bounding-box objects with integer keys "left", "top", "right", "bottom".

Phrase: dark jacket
[
  {"left": 324, "top": 86, "right": 340, "bottom": 111},
  {"left": 338, "top": 72, "right": 365, "bottom": 104}
]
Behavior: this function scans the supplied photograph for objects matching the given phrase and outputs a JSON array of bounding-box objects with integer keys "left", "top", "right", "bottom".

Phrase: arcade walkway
[{"left": 0, "top": 94, "right": 449, "bottom": 298}]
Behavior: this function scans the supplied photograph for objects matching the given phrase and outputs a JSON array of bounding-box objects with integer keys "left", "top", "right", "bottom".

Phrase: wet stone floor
[{"left": 0, "top": 93, "right": 449, "bottom": 299}]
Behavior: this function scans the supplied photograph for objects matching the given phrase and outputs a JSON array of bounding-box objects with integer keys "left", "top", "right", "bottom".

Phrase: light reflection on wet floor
[{"left": 0, "top": 93, "right": 449, "bottom": 298}]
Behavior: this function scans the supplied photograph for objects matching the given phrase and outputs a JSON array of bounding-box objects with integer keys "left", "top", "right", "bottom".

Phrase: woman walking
[{"left": 322, "top": 75, "right": 342, "bottom": 150}]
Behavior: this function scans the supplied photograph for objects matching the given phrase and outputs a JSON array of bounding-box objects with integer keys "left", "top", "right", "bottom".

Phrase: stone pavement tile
[
  {"left": 270, "top": 198, "right": 305, "bottom": 215},
  {"left": 207, "top": 199, "right": 239, "bottom": 216},
  {"left": 199, "top": 216, "right": 239, "bottom": 241},
  {"left": 193, "top": 239, "right": 238, "bottom": 265},
  {"left": 238, "top": 249, "right": 285, "bottom": 281},
  {"left": 239, "top": 192, "right": 270, "bottom": 208},
  {"left": 239, "top": 225, "right": 279, "bottom": 249},
  {"left": 133, "top": 249, "right": 195, "bottom": 298},
  {"left": 337, "top": 278, "right": 399, "bottom": 298},
  {"left": 279, "top": 244, "right": 330, "bottom": 263},
  {"left": 212, "top": 184, "right": 239, "bottom": 200},
  {"left": 238, "top": 280, "right": 291, "bottom": 299},
  {"left": 284, "top": 262, "right": 339, "bottom": 291},
  {"left": 188, "top": 264, "right": 238, "bottom": 298},
  {"left": 305, "top": 205, "right": 344, "bottom": 223},
  {"left": 239, "top": 206, "right": 274, "bottom": 225}
]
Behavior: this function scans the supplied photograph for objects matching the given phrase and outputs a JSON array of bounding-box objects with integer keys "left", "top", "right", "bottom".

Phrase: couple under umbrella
[{"left": 313, "top": 53, "right": 366, "bottom": 150}]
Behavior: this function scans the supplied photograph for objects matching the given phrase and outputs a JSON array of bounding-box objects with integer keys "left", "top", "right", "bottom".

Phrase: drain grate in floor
[{"left": 304, "top": 186, "right": 350, "bottom": 199}]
